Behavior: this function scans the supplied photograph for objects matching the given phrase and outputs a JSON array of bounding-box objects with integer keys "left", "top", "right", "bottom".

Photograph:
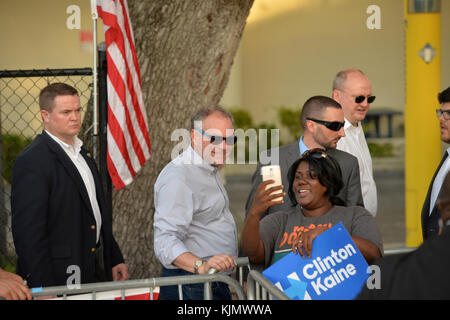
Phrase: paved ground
[{"left": 224, "top": 168, "right": 406, "bottom": 249}]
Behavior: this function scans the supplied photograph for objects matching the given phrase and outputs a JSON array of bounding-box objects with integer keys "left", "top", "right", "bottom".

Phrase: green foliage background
[{"left": 1, "top": 134, "right": 32, "bottom": 183}]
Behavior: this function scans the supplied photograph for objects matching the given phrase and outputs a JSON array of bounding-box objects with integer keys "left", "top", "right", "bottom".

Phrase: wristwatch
[{"left": 194, "top": 259, "right": 205, "bottom": 274}]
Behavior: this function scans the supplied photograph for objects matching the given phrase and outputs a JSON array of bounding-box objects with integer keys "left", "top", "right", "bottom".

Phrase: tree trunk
[{"left": 112, "top": 0, "right": 254, "bottom": 279}]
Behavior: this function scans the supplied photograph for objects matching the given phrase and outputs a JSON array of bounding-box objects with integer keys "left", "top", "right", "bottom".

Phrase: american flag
[{"left": 97, "top": 0, "right": 151, "bottom": 190}]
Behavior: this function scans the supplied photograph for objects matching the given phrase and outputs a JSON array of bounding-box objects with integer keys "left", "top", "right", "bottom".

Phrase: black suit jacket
[
  {"left": 11, "top": 131, "right": 124, "bottom": 288},
  {"left": 357, "top": 226, "right": 450, "bottom": 299},
  {"left": 245, "top": 141, "right": 364, "bottom": 219},
  {"left": 421, "top": 152, "right": 448, "bottom": 240}
]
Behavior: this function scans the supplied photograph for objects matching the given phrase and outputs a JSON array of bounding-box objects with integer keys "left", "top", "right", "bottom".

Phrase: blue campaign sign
[{"left": 262, "top": 222, "right": 369, "bottom": 300}]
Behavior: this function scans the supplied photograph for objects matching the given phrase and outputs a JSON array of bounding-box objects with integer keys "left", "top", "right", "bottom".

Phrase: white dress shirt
[
  {"left": 45, "top": 130, "right": 102, "bottom": 242},
  {"left": 153, "top": 146, "right": 238, "bottom": 270},
  {"left": 429, "top": 148, "right": 450, "bottom": 215},
  {"left": 337, "top": 119, "right": 378, "bottom": 216}
]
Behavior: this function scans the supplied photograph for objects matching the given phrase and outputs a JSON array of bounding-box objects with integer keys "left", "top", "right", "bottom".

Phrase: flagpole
[{"left": 91, "top": 0, "right": 99, "bottom": 161}]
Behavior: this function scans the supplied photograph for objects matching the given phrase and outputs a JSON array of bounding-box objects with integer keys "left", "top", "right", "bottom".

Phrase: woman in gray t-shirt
[{"left": 241, "top": 148, "right": 383, "bottom": 269}]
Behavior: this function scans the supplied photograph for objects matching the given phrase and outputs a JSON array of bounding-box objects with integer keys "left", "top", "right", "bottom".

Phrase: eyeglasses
[
  {"left": 436, "top": 109, "right": 450, "bottom": 120},
  {"left": 306, "top": 118, "right": 345, "bottom": 131},
  {"left": 195, "top": 128, "right": 237, "bottom": 145},
  {"left": 354, "top": 95, "right": 376, "bottom": 104}
]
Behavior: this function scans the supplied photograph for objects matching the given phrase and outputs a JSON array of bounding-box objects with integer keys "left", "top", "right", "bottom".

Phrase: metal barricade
[
  {"left": 383, "top": 246, "right": 416, "bottom": 256},
  {"left": 31, "top": 273, "right": 246, "bottom": 300},
  {"left": 233, "top": 256, "right": 291, "bottom": 300},
  {"left": 203, "top": 256, "right": 249, "bottom": 300},
  {"left": 246, "top": 270, "right": 290, "bottom": 300},
  {"left": 31, "top": 257, "right": 251, "bottom": 300},
  {"left": 234, "top": 256, "right": 250, "bottom": 287},
  {"left": 25, "top": 248, "right": 418, "bottom": 300}
]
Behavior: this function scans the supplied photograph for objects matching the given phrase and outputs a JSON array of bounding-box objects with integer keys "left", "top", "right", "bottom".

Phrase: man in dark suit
[
  {"left": 357, "top": 171, "right": 450, "bottom": 299},
  {"left": 245, "top": 96, "right": 364, "bottom": 219},
  {"left": 11, "top": 83, "right": 128, "bottom": 288},
  {"left": 421, "top": 86, "right": 450, "bottom": 240}
]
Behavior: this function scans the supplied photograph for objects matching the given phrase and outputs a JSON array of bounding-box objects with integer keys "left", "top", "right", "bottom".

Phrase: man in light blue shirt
[{"left": 154, "top": 106, "right": 238, "bottom": 300}]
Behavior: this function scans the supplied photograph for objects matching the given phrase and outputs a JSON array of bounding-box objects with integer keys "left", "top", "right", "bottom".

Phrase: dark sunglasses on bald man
[
  {"left": 306, "top": 117, "right": 345, "bottom": 131},
  {"left": 195, "top": 128, "right": 237, "bottom": 145},
  {"left": 355, "top": 95, "right": 376, "bottom": 104}
]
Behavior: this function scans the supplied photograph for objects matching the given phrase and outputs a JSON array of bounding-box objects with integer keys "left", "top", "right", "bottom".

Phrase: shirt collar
[
  {"left": 177, "top": 145, "right": 217, "bottom": 173},
  {"left": 299, "top": 135, "right": 309, "bottom": 155},
  {"left": 344, "top": 118, "right": 361, "bottom": 131},
  {"left": 45, "top": 130, "right": 83, "bottom": 155}
]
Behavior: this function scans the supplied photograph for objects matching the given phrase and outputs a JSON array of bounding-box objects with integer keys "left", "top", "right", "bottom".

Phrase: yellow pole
[{"left": 404, "top": 0, "right": 441, "bottom": 247}]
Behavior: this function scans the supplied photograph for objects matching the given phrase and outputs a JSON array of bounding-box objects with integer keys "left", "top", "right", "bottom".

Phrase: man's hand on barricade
[
  {"left": 0, "top": 269, "right": 32, "bottom": 300},
  {"left": 200, "top": 255, "right": 236, "bottom": 274},
  {"left": 112, "top": 263, "right": 129, "bottom": 281}
]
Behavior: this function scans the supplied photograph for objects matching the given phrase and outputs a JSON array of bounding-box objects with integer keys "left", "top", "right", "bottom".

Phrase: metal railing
[
  {"left": 13, "top": 246, "right": 419, "bottom": 300},
  {"left": 203, "top": 256, "right": 249, "bottom": 300},
  {"left": 30, "top": 257, "right": 250, "bottom": 300},
  {"left": 246, "top": 270, "right": 290, "bottom": 300},
  {"left": 32, "top": 272, "right": 246, "bottom": 300},
  {"left": 235, "top": 256, "right": 250, "bottom": 286},
  {"left": 383, "top": 246, "right": 416, "bottom": 256}
]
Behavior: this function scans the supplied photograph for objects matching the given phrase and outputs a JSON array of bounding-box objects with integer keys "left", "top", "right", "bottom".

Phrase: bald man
[{"left": 333, "top": 69, "right": 377, "bottom": 217}]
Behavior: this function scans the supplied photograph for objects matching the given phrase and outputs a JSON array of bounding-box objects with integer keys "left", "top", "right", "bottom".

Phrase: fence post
[
  {"left": 97, "top": 43, "right": 112, "bottom": 217},
  {"left": 0, "top": 133, "right": 5, "bottom": 262},
  {"left": 203, "top": 268, "right": 217, "bottom": 300}
]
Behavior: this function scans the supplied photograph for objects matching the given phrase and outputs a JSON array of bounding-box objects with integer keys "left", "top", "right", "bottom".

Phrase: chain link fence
[{"left": 0, "top": 68, "right": 93, "bottom": 271}]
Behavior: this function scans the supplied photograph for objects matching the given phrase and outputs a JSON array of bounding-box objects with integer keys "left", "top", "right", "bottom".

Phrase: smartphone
[{"left": 261, "top": 165, "right": 283, "bottom": 202}]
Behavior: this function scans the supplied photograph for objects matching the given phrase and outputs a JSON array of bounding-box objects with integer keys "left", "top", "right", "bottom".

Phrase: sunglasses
[
  {"left": 436, "top": 109, "right": 450, "bottom": 120},
  {"left": 300, "top": 148, "right": 339, "bottom": 176},
  {"left": 354, "top": 95, "right": 376, "bottom": 104},
  {"left": 296, "top": 148, "right": 329, "bottom": 179},
  {"left": 338, "top": 89, "right": 376, "bottom": 104},
  {"left": 302, "top": 148, "right": 328, "bottom": 159},
  {"left": 195, "top": 128, "right": 237, "bottom": 145},
  {"left": 306, "top": 117, "right": 345, "bottom": 131}
]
